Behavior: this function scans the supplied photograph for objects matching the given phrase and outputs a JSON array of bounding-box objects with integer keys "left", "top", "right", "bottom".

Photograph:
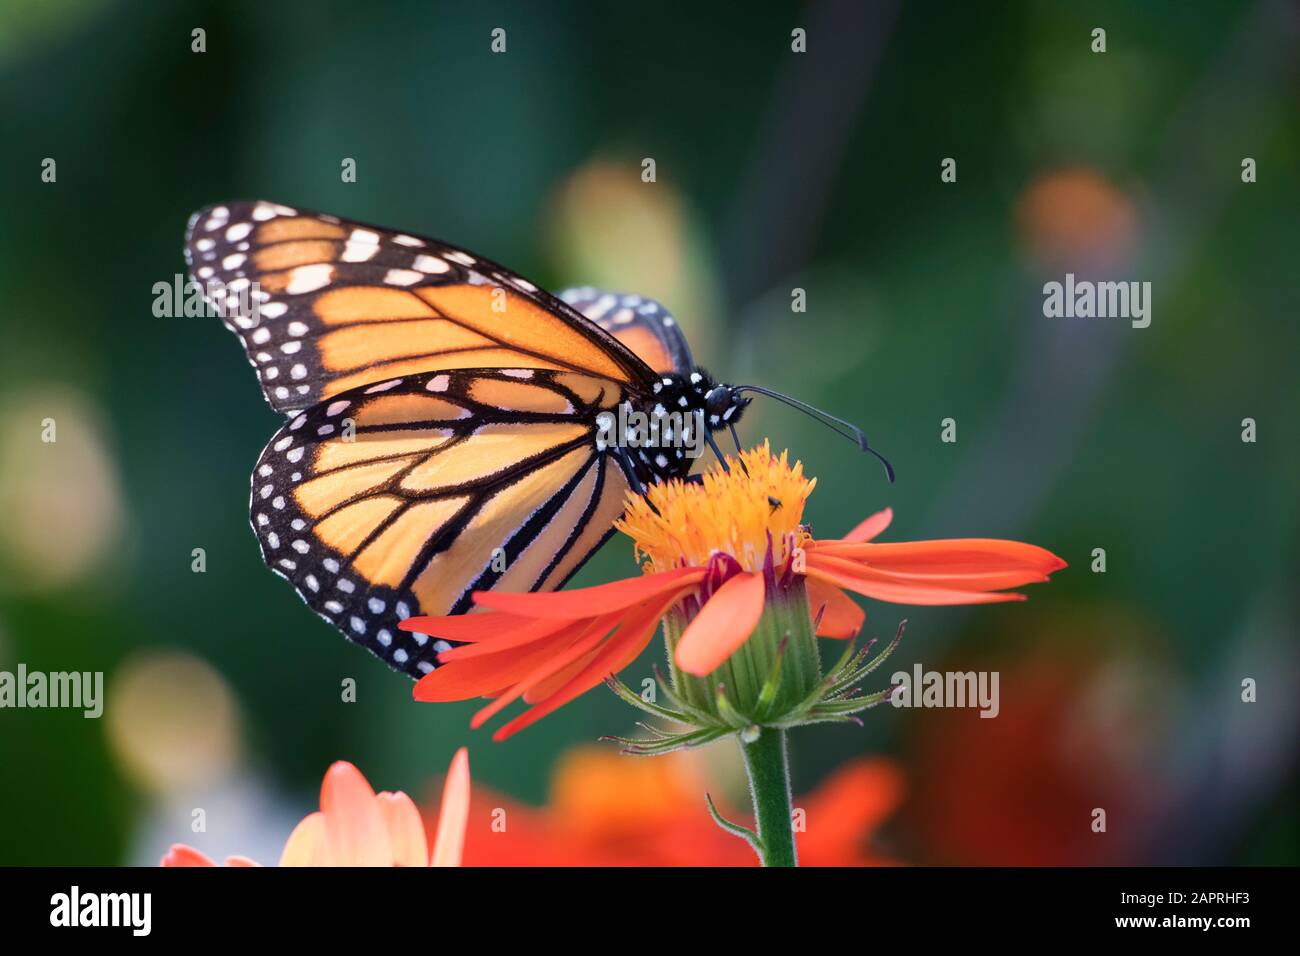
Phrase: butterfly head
[{"left": 704, "top": 384, "right": 750, "bottom": 429}]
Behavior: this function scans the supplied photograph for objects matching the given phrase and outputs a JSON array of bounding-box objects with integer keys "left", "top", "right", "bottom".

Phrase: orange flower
[
  {"left": 908, "top": 641, "right": 1159, "bottom": 865},
  {"left": 439, "top": 745, "right": 903, "bottom": 867},
  {"left": 404, "top": 443, "right": 1065, "bottom": 739},
  {"left": 161, "top": 750, "right": 470, "bottom": 867}
]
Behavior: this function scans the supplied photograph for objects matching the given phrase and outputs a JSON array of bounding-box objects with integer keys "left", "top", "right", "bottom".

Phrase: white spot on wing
[
  {"left": 383, "top": 268, "right": 422, "bottom": 286},
  {"left": 341, "top": 241, "right": 379, "bottom": 262},
  {"left": 286, "top": 264, "right": 333, "bottom": 294},
  {"left": 412, "top": 254, "right": 449, "bottom": 274}
]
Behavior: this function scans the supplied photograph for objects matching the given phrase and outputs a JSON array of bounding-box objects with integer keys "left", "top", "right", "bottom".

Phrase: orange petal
[
  {"left": 842, "top": 507, "right": 894, "bottom": 543},
  {"left": 813, "top": 538, "right": 1066, "bottom": 574},
  {"left": 674, "top": 572, "right": 766, "bottom": 676},
  {"left": 473, "top": 567, "right": 704, "bottom": 619},
  {"left": 437, "top": 615, "right": 587, "bottom": 661},
  {"left": 522, "top": 581, "right": 699, "bottom": 705},
  {"left": 806, "top": 577, "right": 864, "bottom": 638},
  {"left": 319, "top": 761, "right": 392, "bottom": 867},
  {"left": 469, "top": 620, "right": 615, "bottom": 729},
  {"left": 523, "top": 645, "right": 604, "bottom": 704},
  {"left": 278, "top": 811, "right": 331, "bottom": 867},
  {"left": 161, "top": 844, "right": 216, "bottom": 867},
  {"left": 806, "top": 561, "right": 1026, "bottom": 606},
  {"left": 810, "top": 551, "right": 1052, "bottom": 591},
  {"left": 376, "top": 791, "right": 428, "bottom": 867},
  {"left": 431, "top": 748, "right": 470, "bottom": 867},
  {"left": 413, "top": 619, "right": 594, "bottom": 701},
  {"left": 497, "top": 587, "right": 686, "bottom": 739},
  {"left": 400, "top": 610, "right": 535, "bottom": 643},
  {"left": 796, "top": 758, "right": 903, "bottom": 864},
  {"left": 224, "top": 855, "right": 261, "bottom": 867}
]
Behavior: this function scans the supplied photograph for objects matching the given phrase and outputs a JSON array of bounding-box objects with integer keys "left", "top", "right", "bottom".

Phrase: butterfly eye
[{"left": 704, "top": 386, "right": 735, "bottom": 418}]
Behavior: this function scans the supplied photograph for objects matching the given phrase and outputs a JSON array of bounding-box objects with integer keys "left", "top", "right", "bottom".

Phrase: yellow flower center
[{"left": 615, "top": 441, "right": 815, "bottom": 574}]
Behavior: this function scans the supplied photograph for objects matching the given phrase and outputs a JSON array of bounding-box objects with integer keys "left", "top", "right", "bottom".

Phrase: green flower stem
[
  {"left": 738, "top": 726, "right": 797, "bottom": 867},
  {"left": 656, "top": 578, "right": 815, "bottom": 862}
]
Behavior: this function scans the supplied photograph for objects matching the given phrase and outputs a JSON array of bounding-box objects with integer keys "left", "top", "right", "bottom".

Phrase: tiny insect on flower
[
  {"left": 402, "top": 442, "right": 1066, "bottom": 740},
  {"left": 161, "top": 750, "right": 470, "bottom": 867}
]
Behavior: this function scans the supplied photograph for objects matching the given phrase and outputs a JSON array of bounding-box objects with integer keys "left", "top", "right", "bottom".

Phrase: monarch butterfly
[{"left": 185, "top": 201, "right": 891, "bottom": 678}]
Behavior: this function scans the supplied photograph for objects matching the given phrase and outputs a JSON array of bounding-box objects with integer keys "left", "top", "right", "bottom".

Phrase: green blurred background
[{"left": 0, "top": 0, "right": 1296, "bottom": 865}]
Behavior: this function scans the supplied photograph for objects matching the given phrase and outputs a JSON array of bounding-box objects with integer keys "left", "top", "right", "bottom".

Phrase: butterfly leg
[
  {"left": 704, "top": 432, "right": 732, "bottom": 473},
  {"left": 612, "top": 446, "right": 665, "bottom": 518},
  {"left": 729, "top": 424, "right": 751, "bottom": 475},
  {"left": 613, "top": 446, "right": 687, "bottom": 519},
  {"left": 706, "top": 430, "right": 751, "bottom": 476},
  {"left": 613, "top": 445, "right": 647, "bottom": 495}
]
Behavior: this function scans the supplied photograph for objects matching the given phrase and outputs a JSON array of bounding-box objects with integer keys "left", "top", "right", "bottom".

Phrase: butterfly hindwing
[
  {"left": 185, "top": 202, "right": 657, "bottom": 413},
  {"left": 251, "top": 367, "right": 634, "bottom": 677},
  {"left": 558, "top": 286, "right": 695, "bottom": 375}
]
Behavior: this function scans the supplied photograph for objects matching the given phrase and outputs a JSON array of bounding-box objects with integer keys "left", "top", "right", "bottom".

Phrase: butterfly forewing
[
  {"left": 251, "top": 367, "right": 634, "bottom": 677},
  {"left": 186, "top": 202, "right": 656, "bottom": 413}
]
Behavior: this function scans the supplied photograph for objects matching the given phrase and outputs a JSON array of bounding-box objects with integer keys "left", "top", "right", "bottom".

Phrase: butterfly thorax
[{"left": 613, "top": 368, "right": 751, "bottom": 486}]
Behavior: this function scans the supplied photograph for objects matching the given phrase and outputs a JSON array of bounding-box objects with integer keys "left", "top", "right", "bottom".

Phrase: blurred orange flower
[
  {"left": 162, "top": 750, "right": 470, "bottom": 867},
  {"left": 907, "top": 640, "right": 1164, "bottom": 866},
  {"left": 437, "top": 746, "right": 903, "bottom": 867},
  {"left": 1015, "top": 166, "right": 1138, "bottom": 269}
]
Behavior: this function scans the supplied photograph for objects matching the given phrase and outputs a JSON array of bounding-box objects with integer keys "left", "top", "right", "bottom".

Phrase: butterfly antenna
[{"left": 734, "top": 385, "right": 895, "bottom": 483}]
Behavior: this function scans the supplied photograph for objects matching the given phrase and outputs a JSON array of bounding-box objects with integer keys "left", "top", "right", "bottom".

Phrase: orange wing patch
[
  {"left": 407, "top": 445, "right": 595, "bottom": 614},
  {"left": 313, "top": 496, "right": 406, "bottom": 556},
  {"left": 293, "top": 457, "right": 418, "bottom": 518},
  {"left": 314, "top": 287, "right": 436, "bottom": 325},
  {"left": 256, "top": 216, "right": 348, "bottom": 243},
  {"left": 318, "top": 319, "right": 493, "bottom": 370},
  {"left": 417, "top": 285, "right": 630, "bottom": 382},
  {"left": 352, "top": 393, "right": 469, "bottom": 427},
  {"left": 467, "top": 377, "right": 576, "bottom": 415},
  {"left": 351, "top": 497, "right": 471, "bottom": 588},
  {"left": 315, "top": 432, "right": 451, "bottom": 472},
  {"left": 536, "top": 456, "right": 632, "bottom": 592},
  {"left": 398, "top": 423, "right": 588, "bottom": 493}
]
